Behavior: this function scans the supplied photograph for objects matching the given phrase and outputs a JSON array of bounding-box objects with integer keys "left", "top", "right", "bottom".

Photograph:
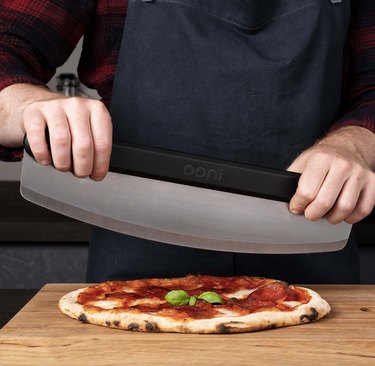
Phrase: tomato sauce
[{"left": 78, "top": 275, "right": 311, "bottom": 320}]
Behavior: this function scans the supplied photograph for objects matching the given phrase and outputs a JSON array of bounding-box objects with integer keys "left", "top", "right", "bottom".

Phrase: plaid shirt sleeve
[
  {"left": 332, "top": 0, "right": 375, "bottom": 134},
  {"left": 0, "top": 0, "right": 94, "bottom": 161},
  {"left": 0, "top": 0, "right": 94, "bottom": 90}
]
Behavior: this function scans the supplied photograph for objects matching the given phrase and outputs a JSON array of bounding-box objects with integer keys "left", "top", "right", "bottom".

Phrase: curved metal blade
[{"left": 20, "top": 153, "right": 351, "bottom": 254}]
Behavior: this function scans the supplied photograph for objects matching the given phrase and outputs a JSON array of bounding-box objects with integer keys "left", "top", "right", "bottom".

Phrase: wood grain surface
[{"left": 0, "top": 284, "right": 374, "bottom": 366}]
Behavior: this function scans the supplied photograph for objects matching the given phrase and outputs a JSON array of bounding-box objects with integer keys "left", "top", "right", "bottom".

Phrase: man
[{"left": 1, "top": 0, "right": 374, "bottom": 284}]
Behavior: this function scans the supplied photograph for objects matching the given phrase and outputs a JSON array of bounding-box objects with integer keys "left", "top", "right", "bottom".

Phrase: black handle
[
  {"left": 24, "top": 135, "right": 300, "bottom": 202},
  {"left": 110, "top": 141, "right": 300, "bottom": 203},
  {"left": 23, "top": 134, "right": 33, "bottom": 157}
]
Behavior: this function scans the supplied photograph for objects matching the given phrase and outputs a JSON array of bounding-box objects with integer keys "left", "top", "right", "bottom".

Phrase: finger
[
  {"left": 66, "top": 105, "right": 94, "bottom": 178},
  {"left": 287, "top": 155, "right": 305, "bottom": 174},
  {"left": 345, "top": 180, "right": 375, "bottom": 224},
  {"left": 304, "top": 162, "right": 351, "bottom": 221},
  {"left": 89, "top": 101, "right": 112, "bottom": 181},
  {"left": 289, "top": 157, "right": 330, "bottom": 215},
  {"left": 45, "top": 112, "right": 72, "bottom": 172},
  {"left": 324, "top": 175, "right": 363, "bottom": 224},
  {"left": 23, "top": 108, "right": 51, "bottom": 165}
]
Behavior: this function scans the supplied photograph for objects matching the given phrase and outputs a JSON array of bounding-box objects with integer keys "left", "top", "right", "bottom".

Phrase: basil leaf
[
  {"left": 197, "top": 292, "right": 224, "bottom": 304},
  {"left": 164, "top": 290, "right": 190, "bottom": 305},
  {"left": 188, "top": 296, "right": 197, "bottom": 306}
]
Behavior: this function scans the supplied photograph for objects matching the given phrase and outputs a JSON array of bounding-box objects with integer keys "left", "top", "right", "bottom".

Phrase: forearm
[
  {"left": 318, "top": 126, "right": 375, "bottom": 171},
  {"left": 0, "top": 83, "right": 61, "bottom": 147}
]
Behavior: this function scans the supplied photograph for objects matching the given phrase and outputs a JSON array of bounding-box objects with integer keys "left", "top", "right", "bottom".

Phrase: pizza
[{"left": 59, "top": 274, "right": 330, "bottom": 334}]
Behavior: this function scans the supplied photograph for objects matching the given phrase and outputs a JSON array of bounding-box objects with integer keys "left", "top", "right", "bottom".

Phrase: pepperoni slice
[
  {"left": 248, "top": 282, "right": 289, "bottom": 302},
  {"left": 228, "top": 297, "right": 276, "bottom": 312},
  {"left": 285, "top": 286, "right": 311, "bottom": 303}
]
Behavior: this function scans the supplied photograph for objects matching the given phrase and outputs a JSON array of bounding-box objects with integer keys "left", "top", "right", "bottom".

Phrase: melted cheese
[
  {"left": 282, "top": 301, "right": 300, "bottom": 307},
  {"left": 216, "top": 308, "right": 242, "bottom": 317},
  {"left": 222, "top": 289, "right": 256, "bottom": 299},
  {"left": 91, "top": 300, "right": 122, "bottom": 309},
  {"left": 120, "top": 287, "right": 136, "bottom": 293}
]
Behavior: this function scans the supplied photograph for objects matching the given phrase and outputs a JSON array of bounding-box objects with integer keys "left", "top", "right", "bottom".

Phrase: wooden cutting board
[{"left": 0, "top": 284, "right": 374, "bottom": 366}]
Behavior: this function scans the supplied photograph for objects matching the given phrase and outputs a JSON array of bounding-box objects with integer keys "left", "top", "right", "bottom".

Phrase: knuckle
[
  {"left": 52, "top": 133, "right": 70, "bottom": 147},
  {"left": 68, "top": 96, "right": 84, "bottom": 107},
  {"left": 95, "top": 140, "right": 111, "bottom": 153},
  {"left": 352, "top": 172, "right": 364, "bottom": 184},
  {"left": 92, "top": 101, "right": 110, "bottom": 117},
  {"left": 75, "top": 137, "right": 92, "bottom": 151},
  {"left": 314, "top": 151, "right": 330, "bottom": 162},
  {"left": 91, "top": 99, "right": 106, "bottom": 110},
  {"left": 297, "top": 187, "right": 315, "bottom": 202},
  {"left": 75, "top": 142, "right": 93, "bottom": 159},
  {"left": 46, "top": 103, "right": 63, "bottom": 113},
  {"left": 358, "top": 205, "right": 373, "bottom": 218},
  {"left": 316, "top": 197, "right": 333, "bottom": 211},
  {"left": 337, "top": 200, "right": 355, "bottom": 214},
  {"left": 336, "top": 157, "right": 351, "bottom": 172},
  {"left": 25, "top": 120, "right": 44, "bottom": 133},
  {"left": 24, "top": 102, "right": 41, "bottom": 115},
  {"left": 312, "top": 151, "right": 332, "bottom": 165}
]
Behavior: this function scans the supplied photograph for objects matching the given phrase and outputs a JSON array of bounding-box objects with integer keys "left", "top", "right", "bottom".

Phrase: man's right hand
[{"left": 0, "top": 83, "right": 113, "bottom": 181}]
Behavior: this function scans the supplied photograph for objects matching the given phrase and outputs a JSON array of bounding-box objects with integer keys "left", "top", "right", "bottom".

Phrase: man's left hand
[{"left": 287, "top": 126, "right": 375, "bottom": 224}]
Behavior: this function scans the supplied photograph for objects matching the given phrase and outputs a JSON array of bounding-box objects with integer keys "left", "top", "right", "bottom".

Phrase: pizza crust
[{"left": 59, "top": 287, "right": 330, "bottom": 334}]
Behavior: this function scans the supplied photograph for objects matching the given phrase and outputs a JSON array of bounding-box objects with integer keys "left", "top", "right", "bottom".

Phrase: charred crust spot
[
  {"left": 145, "top": 322, "right": 159, "bottom": 332},
  {"left": 78, "top": 313, "right": 87, "bottom": 323},
  {"left": 113, "top": 320, "right": 120, "bottom": 327},
  {"left": 218, "top": 324, "right": 233, "bottom": 333},
  {"left": 105, "top": 321, "right": 111, "bottom": 326},
  {"left": 264, "top": 323, "right": 277, "bottom": 330},
  {"left": 128, "top": 323, "right": 140, "bottom": 331},
  {"left": 217, "top": 322, "right": 243, "bottom": 333},
  {"left": 300, "top": 307, "right": 319, "bottom": 323}
]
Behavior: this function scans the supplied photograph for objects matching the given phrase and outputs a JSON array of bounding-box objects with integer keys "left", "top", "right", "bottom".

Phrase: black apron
[{"left": 87, "top": 0, "right": 360, "bottom": 284}]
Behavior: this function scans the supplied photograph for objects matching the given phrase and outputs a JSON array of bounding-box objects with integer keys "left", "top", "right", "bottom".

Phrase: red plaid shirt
[{"left": 1, "top": 0, "right": 375, "bottom": 161}]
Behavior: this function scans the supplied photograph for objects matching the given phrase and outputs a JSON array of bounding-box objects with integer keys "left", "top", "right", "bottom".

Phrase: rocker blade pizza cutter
[{"left": 20, "top": 139, "right": 352, "bottom": 254}]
